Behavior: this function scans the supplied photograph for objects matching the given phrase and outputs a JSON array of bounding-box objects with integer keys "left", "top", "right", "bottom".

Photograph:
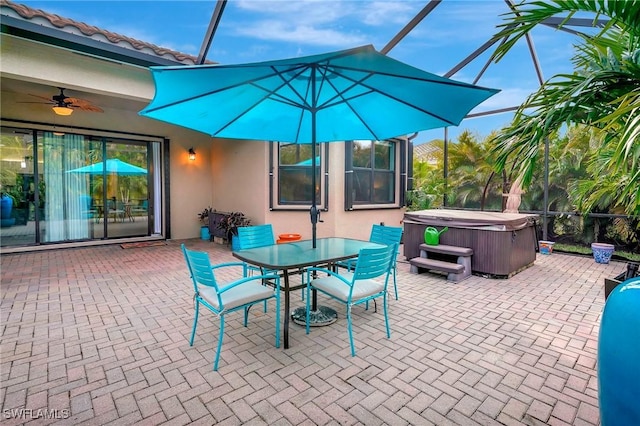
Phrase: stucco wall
[{"left": 210, "top": 136, "right": 405, "bottom": 242}]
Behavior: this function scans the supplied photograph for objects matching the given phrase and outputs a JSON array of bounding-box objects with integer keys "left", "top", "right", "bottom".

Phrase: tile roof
[{"left": 1, "top": 0, "right": 210, "bottom": 65}]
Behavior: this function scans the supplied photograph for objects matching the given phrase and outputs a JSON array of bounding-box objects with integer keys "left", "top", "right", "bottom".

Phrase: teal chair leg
[
  {"left": 383, "top": 293, "right": 391, "bottom": 338},
  {"left": 213, "top": 316, "right": 225, "bottom": 371},
  {"left": 392, "top": 267, "right": 398, "bottom": 300},
  {"left": 275, "top": 294, "right": 281, "bottom": 348},
  {"left": 305, "top": 285, "right": 311, "bottom": 335},
  {"left": 190, "top": 302, "right": 200, "bottom": 346},
  {"left": 347, "top": 305, "right": 356, "bottom": 357},
  {"left": 260, "top": 271, "right": 268, "bottom": 313},
  {"left": 244, "top": 306, "right": 250, "bottom": 327}
]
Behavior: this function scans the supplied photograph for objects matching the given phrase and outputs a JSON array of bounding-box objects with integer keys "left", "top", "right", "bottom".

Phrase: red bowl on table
[{"left": 277, "top": 233, "right": 301, "bottom": 244}]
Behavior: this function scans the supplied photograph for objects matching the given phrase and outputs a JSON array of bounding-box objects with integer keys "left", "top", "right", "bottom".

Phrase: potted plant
[
  {"left": 218, "top": 211, "right": 251, "bottom": 249},
  {"left": 198, "top": 207, "right": 213, "bottom": 240}
]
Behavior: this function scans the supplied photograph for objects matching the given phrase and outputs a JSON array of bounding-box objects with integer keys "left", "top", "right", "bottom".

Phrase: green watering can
[{"left": 424, "top": 226, "right": 448, "bottom": 245}]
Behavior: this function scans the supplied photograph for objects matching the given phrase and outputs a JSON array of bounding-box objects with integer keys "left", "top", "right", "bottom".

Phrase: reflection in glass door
[
  {"left": 90, "top": 139, "right": 150, "bottom": 239},
  {"left": 0, "top": 128, "right": 37, "bottom": 247}
]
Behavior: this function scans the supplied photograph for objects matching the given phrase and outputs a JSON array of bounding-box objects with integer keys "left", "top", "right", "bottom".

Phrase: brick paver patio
[{"left": 1, "top": 239, "right": 622, "bottom": 425}]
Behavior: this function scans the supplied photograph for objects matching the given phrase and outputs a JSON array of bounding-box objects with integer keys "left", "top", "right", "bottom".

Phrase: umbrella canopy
[
  {"left": 67, "top": 159, "right": 147, "bottom": 175},
  {"left": 295, "top": 156, "right": 321, "bottom": 166},
  {"left": 139, "top": 44, "right": 499, "bottom": 246}
]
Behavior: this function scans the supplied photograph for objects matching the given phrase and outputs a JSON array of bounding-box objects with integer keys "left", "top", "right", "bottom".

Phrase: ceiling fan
[{"left": 22, "top": 87, "right": 104, "bottom": 116}]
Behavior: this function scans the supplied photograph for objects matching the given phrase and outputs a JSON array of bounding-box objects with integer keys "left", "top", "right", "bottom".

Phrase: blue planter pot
[
  {"left": 598, "top": 277, "right": 640, "bottom": 425},
  {"left": 231, "top": 234, "right": 240, "bottom": 251},
  {"left": 592, "top": 243, "right": 614, "bottom": 264},
  {"left": 0, "top": 194, "right": 13, "bottom": 218},
  {"left": 0, "top": 194, "right": 15, "bottom": 227},
  {"left": 200, "top": 226, "right": 210, "bottom": 240}
]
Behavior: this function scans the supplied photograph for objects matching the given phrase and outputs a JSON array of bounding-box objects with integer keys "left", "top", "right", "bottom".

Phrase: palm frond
[{"left": 492, "top": 0, "right": 640, "bottom": 63}]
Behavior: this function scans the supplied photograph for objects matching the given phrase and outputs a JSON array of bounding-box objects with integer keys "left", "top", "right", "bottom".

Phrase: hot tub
[{"left": 403, "top": 209, "right": 539, "bottom": 278}]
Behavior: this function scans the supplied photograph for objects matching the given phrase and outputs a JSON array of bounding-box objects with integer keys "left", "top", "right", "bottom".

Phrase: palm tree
[
  {"left": 408, "top": 147, "right": 445, "bottom": 211},
  {"left": 448, "top": 130, "right": 502, "bottom": 210},
  {"left": 489, "top": 0, "right": 640, "bottom": 216}
]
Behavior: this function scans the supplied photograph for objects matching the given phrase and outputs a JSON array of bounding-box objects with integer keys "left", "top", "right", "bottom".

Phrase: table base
[{"left": 291, "top": 306, "right": 337, "bottom": 327}]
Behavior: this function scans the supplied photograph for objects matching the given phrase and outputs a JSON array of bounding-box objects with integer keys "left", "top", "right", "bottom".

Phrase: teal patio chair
[
  {"left": 236, "top": 224, "right": 279, "bottom": 309},
  {"left": 337, "top": 224, "right": 403, "bottom": 300},
  {"left": 305, "top": 243, "right": 397, "bottom": 356},
  {"left": 181, "top": 244, "right": 280, "bottom": 371},
  {"left": 236, "top": 224, "right": 276, "bottom": 250},
  {"left": 238, "top": 225, "right": 308, "bottom": 301}
]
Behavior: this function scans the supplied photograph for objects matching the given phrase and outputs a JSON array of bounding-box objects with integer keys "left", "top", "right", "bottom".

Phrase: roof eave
[{"left": 1, "top": 15, "right": 187, "bottom": 67}]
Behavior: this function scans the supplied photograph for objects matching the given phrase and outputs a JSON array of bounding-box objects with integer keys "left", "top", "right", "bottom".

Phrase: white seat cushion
[
  {"left": 311, "top": 272, "right": 384, "bottom": 302},
  {"left": 197, "top": 282, "right": 273, "bottom": 311}
]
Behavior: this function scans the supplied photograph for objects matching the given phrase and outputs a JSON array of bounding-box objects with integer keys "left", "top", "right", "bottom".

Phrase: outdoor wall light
[
  {"left": 52, "top": 106, "right": 73, "bottom": 116},
  {"left": 188, "top": 148, "right": 196, "bottom": 161}
]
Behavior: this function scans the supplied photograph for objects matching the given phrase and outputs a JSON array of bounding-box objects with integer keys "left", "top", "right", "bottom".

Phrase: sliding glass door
[
  {"left": 0, "top": 126, "right": 163, "bottom": 248},
  {"left": 90, "top": 138, "right": 151, "bottom": 239}
]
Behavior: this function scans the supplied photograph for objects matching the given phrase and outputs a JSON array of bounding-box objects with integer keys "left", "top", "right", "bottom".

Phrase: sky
[{"left": 16, "top": 0, "right": 587, "bottom": 145}]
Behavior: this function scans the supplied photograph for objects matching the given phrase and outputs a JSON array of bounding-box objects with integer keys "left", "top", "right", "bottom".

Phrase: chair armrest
[
  {"left": 218, "top": 274, "right": 280, "bottom": 293},
  {"left": 336, "top": 258, "right": 357, "bottom": 271},
  {"left": 211, "top": 261, "right": 249, "bottom": 271},
  {"left": 305, "top": 267, "right": 351, "bottom": 286}
]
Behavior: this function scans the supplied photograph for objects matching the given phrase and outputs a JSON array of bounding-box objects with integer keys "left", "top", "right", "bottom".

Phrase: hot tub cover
[{"left": 403, "top": 209, "right": 538, "bottom": 231}]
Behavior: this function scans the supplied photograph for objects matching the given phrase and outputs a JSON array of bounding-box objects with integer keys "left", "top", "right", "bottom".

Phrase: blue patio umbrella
[
  {"left": 67, "top": 158, "right": 147, "bottom": 175},
  {"left": 139, "top": 44, "right": 499, "bottom": 247}
]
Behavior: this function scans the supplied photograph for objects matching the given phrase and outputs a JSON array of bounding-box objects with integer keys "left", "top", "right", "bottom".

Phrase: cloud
[
  {"left": 230, "top": 0, "right": 418, "bottom": 47},
  {"left": 472, "top": 86, "right": 538, "bottom": 112},
  {"left": 234, "top": 20, "right": 367, "bottom": 47},
  {"left": 359, "top": 1, "right": 419, "bottom": 26}
]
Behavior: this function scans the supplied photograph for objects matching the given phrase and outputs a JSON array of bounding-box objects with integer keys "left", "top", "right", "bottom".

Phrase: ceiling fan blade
[
  {"left": 74, "top": 104, "right": 104, "bottom": 113},
  {"left": 66, "top": 97, "right": 103, "bottom": 112},
  {"left": 27, "top": 93, "right": 55, "bottom": 103},
  {"left": 20, "top": 90, "right": 104, "bottom": 113}
]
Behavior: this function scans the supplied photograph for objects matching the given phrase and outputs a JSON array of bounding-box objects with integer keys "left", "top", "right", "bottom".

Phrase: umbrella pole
[
  {"left": 310, "top": 133, "right": 318, "bottom": 249},
  {"left": 310, "top": 72, "right": 318, "bottom": 249}
]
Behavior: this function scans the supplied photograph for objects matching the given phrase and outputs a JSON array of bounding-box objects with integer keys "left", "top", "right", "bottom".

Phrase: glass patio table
[{"left": 232, "top": 237, "right": 383, "bottom": 349}]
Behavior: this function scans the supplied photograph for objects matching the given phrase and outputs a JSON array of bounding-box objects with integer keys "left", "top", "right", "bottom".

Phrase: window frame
[
  {"left": 269, "top": 142, "right": 329, "bottom": 211},
  {"left": 345, "top": 138, "right": 406, "bottom": 210}
]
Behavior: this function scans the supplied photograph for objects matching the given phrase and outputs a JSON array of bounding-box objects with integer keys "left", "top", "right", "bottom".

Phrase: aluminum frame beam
[
  {"left": 196, "top": 0, "right": 227, "bottom": 65},
  {"left": 381, "top": 0, "right": 441, "bottom": 55}
]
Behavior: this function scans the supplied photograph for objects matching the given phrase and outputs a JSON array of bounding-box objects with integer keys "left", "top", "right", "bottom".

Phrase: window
[
  {"left": 346, "top": 140, "right": 396, "bottom": 207},
  {"left": 270, "top": 142, "right": 327, "bottom": 210}
]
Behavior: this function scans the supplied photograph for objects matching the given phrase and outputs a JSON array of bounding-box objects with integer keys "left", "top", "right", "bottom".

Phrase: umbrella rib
[
  {"left": 318, "top": 66, "right": 459, "bottom": 127},
  {"left": 270, "top": 64, "right": 316, "bottom": 142},
  {"left": 330, "top": 63, "right": 497, "bottom": 91},
  {"left": 210, "top": 65, "right": 314, "bottom": 136},
  {"left": 315, "top": 62, "right": 496, "bottom": 115},
  {"left": 143, "top": 64, "right": 311, "bottom": 114}
]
